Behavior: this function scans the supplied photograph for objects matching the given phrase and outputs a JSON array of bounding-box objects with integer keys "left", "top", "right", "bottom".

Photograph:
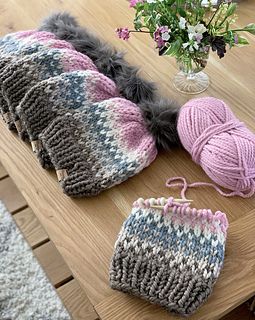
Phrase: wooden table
[{"left": 0, "top": 1, "right": 255, "bottom": 319}]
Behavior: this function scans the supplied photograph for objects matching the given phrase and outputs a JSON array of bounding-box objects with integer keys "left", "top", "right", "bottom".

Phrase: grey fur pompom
[
  {"left": 38, "top": 12, "right": 180, "bottom": 150},
  {"left": 38, "top": 12, "right": 156, "bottom": 103},
  {"left": 139, "top": 98, "right": 180, "bottom": 150}
]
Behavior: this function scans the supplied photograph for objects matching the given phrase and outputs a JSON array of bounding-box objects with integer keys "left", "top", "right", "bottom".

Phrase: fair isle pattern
[
  {"left": 18, "top": 70, "right": 119, "bottom": 168},
  {"left": 0, "top": 31, "right": 75, "bottom": 122},
  {"left": 40, "top": 98, "right": 157, "bottom": 197},
  {"left": 110, "top": 197, "right": 228, "bottom": 316},
  {"left": 0, "top": 48, "right": 97, "bottom": 127},
  {"left": 0, "top": 30, "right": 37, "bottom": 53}
]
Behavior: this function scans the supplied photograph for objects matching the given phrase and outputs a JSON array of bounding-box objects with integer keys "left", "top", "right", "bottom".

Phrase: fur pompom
[
  {"left": 39, "top": 12, "right": 180, "bottom": 150},
  {"left": 139, "top": 98, "right": 180, "bottom": 150},
  {"left": 38, "top": 12, "right": 155, "bottom": 104},
  {"left": 38, "top": 12, "right": 79, "bottom": 32}
]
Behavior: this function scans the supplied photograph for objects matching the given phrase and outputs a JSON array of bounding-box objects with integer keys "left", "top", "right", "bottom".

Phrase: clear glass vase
[{"left": 173, "top": 52, "right": 210, "bottom": 95}]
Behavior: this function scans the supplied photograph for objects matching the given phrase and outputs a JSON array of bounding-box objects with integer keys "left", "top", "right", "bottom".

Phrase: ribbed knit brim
[
  {"left": 17, "top": 69, "right": 119, "bottom": 166},
  {"left": 110, "top": 200, "right": 228, "bottom": 316},
  {"left": 40, "top": 98, "right": 157, "bottom": 196},
  {"left": 0, "top": 48, "right": 97, "bottom": 131}
]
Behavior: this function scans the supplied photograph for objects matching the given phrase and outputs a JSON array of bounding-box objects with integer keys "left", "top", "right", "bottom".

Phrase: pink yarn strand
[{"left": 166, "top": 177, "right": 255, "bottom": 199}]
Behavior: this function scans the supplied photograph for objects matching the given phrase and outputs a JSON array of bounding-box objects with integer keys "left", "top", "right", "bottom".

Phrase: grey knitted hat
[
  {"left": 0, "top": 47, "right": 97, "bottom": 131},
  {"left": 110, "top": 197, "right": 228, "bottom": 316},
  {"left": 39, "top": 98, "right": 158, "bottom": 197},
  {"left": 0, "top": 30, "right": 75, "bottom": 128},
  {"left": 18, "top": 70, "right": 119, "bottom": 167}
]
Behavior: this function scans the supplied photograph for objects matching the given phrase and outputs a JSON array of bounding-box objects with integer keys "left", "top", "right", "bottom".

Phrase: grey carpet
[{"left": 0, "top": 201, "right": 71, "bottom": 320}]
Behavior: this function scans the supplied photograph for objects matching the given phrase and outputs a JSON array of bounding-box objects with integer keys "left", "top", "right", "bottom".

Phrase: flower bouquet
[{"left": 116, "top": 0, "right": 255, "bottom": 94}]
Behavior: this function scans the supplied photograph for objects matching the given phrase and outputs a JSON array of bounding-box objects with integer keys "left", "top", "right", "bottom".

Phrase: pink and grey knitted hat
[
  {"left": 0, "top": 30, "right": 76, "bottom": 126},
  {"left": 17, "top": 70, "right": 119, "bottom": 167},
  {"left": 0, "top": 47, "right": 97, "bottom": 130},
  {"left": 110, "top": 196, "right": 228, "bottom": 315},
  {"left": 40, "top": 97, "right": 157, "bottom": 197}
]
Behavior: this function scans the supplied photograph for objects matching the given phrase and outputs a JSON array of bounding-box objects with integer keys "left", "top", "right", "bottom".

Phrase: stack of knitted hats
[{"left": 0, "top": 22, "right": 178, "bottom": 197}]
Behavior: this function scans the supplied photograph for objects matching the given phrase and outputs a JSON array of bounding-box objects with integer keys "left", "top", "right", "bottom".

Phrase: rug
[{"left": 0, "top": 201, "right": 71, "bottom": 320}]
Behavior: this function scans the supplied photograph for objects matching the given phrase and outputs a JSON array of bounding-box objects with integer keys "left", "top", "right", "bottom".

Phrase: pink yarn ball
[{"left": 177, "top": 97, "right": 255, "bottom": 197}]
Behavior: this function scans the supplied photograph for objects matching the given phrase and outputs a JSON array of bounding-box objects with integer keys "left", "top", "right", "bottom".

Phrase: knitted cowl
[
  {"left": 40, "top": 97, "right": 158, "bottom": 197},
  {"left": 0, "top": 47, "right": 97, "bottom": 130},
  {"left": 110, "top": 197, "right": 228, "bottom": 316},
  {"left": 0, "top": 31, "right": 76, "bottom": 127},
  {"left": 17, "top": 70, "right": 119, "bottom": 167}
]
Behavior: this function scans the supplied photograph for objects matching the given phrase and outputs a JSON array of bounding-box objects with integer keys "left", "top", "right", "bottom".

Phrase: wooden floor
[
  {"left": 0, "top": 162, "right": 254, "bottom": 320},
  {"left": 0, "top": 1, "right": 255, "bottom": 320}
]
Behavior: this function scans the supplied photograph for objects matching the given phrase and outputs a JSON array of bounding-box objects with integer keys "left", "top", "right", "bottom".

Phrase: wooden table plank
[
  {"left": 0, "top": 1, "right": 254, "bottom": 319},
  {"left": 58, "top": 279, "right": 99, "bottom": 320},
  {"left": 34, "top": 241, "right": 73, "bottom": 288},
  {"left": 0, "top": 176, "right": 27, "bottom": 213},
  {"left": 14, "top": 207, "right": 49, "bottom": 248},
  {"left": 0, "top": 162, "right": 8, "bottom": 180}
]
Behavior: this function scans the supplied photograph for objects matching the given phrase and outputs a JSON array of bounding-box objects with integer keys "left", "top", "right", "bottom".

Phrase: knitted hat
[
  {"left": 0, "top": 47, "right": 97, "bottom": 130},
  {"left": 40, "top": 97, "right": 157, "bottom": 196},
  {"left": 18, "top": 70, "right": 119, "bottom": 167},
  {"left": 0, "top": 31, "right": 40, "bottom": 126},
  {"left": 0, "top": 31, "right": 75, "bottom": 127},
  {"left": 0, "top": 30, "right": 37, "bottom": 54},
  {"left": 110, "top": 197, "right": 228, "bottom": 316}
]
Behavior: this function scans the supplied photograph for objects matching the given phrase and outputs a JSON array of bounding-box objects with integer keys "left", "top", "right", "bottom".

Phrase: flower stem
[
  {"left": 219, "top": 28, "right": 247, "bottom": 35},
  {"left": 206, "top": 0, "right": 223, "bottom": 27},
  {"left": 129, "top": 30, "right": 151, "bottom": 34}
]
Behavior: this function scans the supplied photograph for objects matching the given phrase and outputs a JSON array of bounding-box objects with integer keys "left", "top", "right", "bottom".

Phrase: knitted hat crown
[
  {"left": 40, "top": 97, "right": 157, "bottom": 196},
  {"left": 18, "top": 69, "right": 119, "bottom": 151},
  {"left": 0, "top": 47, "right": 97, "bottom": 129},
  {"left": 0, "top": 31, "right": 61, "bottom": 123},
  {"left": 110, "top": 197, "right": 228, "bottom": 316},
  {"left": 0, "top": 30, "right": 37, "bottom": 54}
]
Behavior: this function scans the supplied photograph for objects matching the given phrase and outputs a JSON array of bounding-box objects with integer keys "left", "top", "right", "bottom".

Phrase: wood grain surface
[
  {"left": 0, "top": 1, "right": 254, "bottom": 319},
  {"left": 0, "top": 162, "right": 7, "bottom": 179},
  {"left": 0, "top": 176, "right": 27, "bottom": 213},
  {"left": 14, "top": 207, "right": 49, "bottom": 248},
  {"left": 34, "top": 241, "right": 73, "bottom": 288},
  {"left": 58, "top": 279, "right": 99, "bottom": 320}
]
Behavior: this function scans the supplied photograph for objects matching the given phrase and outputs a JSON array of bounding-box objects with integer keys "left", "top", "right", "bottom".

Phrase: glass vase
[{"left": 173, "top": 52, "right": 210, "bottom": 95}]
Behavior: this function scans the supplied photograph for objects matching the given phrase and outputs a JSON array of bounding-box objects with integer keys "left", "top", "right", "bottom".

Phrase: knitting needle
[
  {"left": 150, "top": 199, "right": 193, "bottom": 210},
  {"left": 174, "top": 199, "right": 193, "bottom": 203}
]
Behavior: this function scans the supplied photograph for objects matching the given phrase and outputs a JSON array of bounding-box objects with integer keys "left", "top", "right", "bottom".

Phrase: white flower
[
  {"left": 161, "top": 32, "right": 170, "bottom": 41},
  {"left": 195, "top": 23, "right": 207, "bottom": 34},
  {"left": 187, "top": 25, "right": 195, "bottom": 34},
  {"left": 179, "top": 17, "right": 187, "bottom": 30},
  {"left": 147, "top": 0, "right": 156, "bottom": 3},
  {"left": 201, "top": 0, "right": 218, "bottom": 7},
  {"left": 193, "top": 42, "right": 199, "bottom": 50},
  {"left": 183, "top": 41, "right": 200, "bottom": 52}
]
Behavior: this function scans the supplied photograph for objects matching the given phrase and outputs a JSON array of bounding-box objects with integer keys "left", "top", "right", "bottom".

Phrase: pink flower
[
  {"left": 158, "top": 26, "right": 169, "bottom": 33},
  {"left": 153, "top": 26, "right": 170, "bottom": 48},
  {"left": 116, "top": 27, "right": 130, "bottom": 41},
  {"left": 234, "top": 34, "right": 239, "bottom": 44},
  {"left": 129, "top": 0, "right": 143, "bottom": 7}
]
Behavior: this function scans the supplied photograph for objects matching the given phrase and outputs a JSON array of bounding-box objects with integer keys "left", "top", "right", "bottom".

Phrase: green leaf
[
  {"left": 244, "top": 23, "right": 255, "bottom": 35},
  {"left": 226, "top": 3, "right": 237, "bottom": 17},
  {"left": 164, "top": 38, "right": 182, "bottom": 56},
  {"left": 177, "top": 7, "right": 186, "bottom": 17},
  {"left": 226, "top": 21, "right": 229, "bottom": 32},
  {"left": 237, "top": 35, "right": 249, "bottom": 46}
]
